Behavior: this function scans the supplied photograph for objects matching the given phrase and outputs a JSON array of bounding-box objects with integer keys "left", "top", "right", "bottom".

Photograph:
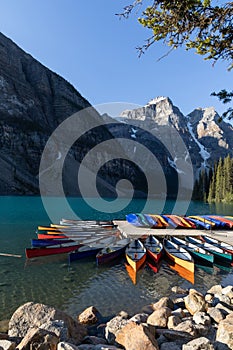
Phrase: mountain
[
  {"left": 0, "top": 32, "right": 232, "bottom": 198},
  {"left": 117, "top": 96, "right": 233, "bottom": 175}
]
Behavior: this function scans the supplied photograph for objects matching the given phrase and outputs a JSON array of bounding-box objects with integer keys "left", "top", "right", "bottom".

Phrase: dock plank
[{"left": 113, "top": 220, "right": 233, "bottom": 245}]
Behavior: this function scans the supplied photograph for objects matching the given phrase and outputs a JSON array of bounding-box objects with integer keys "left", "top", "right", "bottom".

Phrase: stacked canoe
[
  {"left": 126, "top": 214, "right": 233, "bottom": 230},
  {"left": 25, "top": 220, "right": 121, "bottom": 259}
]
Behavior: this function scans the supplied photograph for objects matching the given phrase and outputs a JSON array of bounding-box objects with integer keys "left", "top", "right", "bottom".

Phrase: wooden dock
[{"left": 113, "top": 220, "right": 233, "bottom": 245}]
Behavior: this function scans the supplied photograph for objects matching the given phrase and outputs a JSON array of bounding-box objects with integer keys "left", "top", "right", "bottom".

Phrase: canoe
[
  {"left": 68, "top": 245, "right": 103, "bottom": 263},
  {"left": 163, "top": 238, "right": 194, "bottom": 273},
  {"left": 164, "top": 215, "right": 196, "bottom": 229},
  {"left": 200, "top": 236, "right": 233, "bottom": 255},
  {"left": 186, "top": 217, "right": 212, "bottom": 230},
  {"left": 162, "top": 215, "right": 195, "bottom": 229},
  {"left": 31, "top": 238, "right": 74, "bottom": 248},
  {"left": 186, "top": 236, "right": 232, "bottom": 264},
  {"left": 37, "top": 232, "right": 68, "bottom": 239},
  {"left": 25, "top": 242, "right": 82, "bottom": 259},
  {"left": 125, "top": 239, "right": 147, "bottom": 271},
  {"left": 171, "top": 236, "right": 214, "bottom": 266},
  {"left": 210, "top": 216, "right": 233, "bottom": 228},
  {"left": 60, "top": 219, "right": 114, "bottom": 226},
  {"left": 188, "top": 216, "right": 215, "bottom": 228},
  {"left": 126, "top": 214, "right": 144, "bottom": 227},
  {"left": 68, "top": 236, "right": 118, "bottom": 263},
  {"left": 96, "top": 238, "right": 130, "bottom": 265},
  {"left": 201, "top": 216, "right": 229, "bottom": 229},
  {"left": 149, "top": 215, "right": 169, "bottom": 228},
  {"left": 144, "top": 235, "right": 163, "bottom": 263}
]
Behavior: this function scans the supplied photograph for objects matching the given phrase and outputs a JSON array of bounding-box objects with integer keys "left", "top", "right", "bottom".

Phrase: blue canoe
[{"left": 31, "top": 238, "right": 74, "bottom": 248}]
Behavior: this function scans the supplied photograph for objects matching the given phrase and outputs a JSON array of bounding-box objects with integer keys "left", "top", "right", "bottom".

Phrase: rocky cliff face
[{"left": 0, "top": 32, "right": 93, "bottom": 194}]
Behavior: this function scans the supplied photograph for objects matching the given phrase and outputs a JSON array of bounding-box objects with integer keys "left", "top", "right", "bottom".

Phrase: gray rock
[
  {"left": 193, "top": 312, "right": 211, "bottom": 326},
  {"left": 0, "top": 340, "right": 15, "bottom": 350},
  {"left": 207, "top": 285, "right": 223, "bottom": 295},
  {"left": 78, "top": 306, "right": 100, "bottom": 325},
  {"left": 8, "top": 302, "right": 87, "bottom": 345},
  {"left": 161, "top": 342, "right": 181, "bottom": 350},
  {"left": 167, "top": 315, "right": 182, "bottom": 329},
  {"left": 147, "top": 307, "right": 172, "bottom": 328},
  {"left": 39, "top": 319, "right": 69, "bottom": 342},
  {"left": 171, "top": 308, "right": 186, "bottom": 319},
  {"left": 184, "top": 289, "right": 206, "bottom": 315},
  {"left": 115, "top": 321, "right": 159, "bottom": 350},
  {"left": 222, "top": 286, "right": 233, "bottom": 296},
  {"left": 152, "top": 297, "right": 174, "bottom": 310},
  {"left": 207, "top": 307, "right": 226, "bottom": 323},
  {"left": 216, "top": 312, "right": 233, "bottom": 349},
  {"left": 129, "top": 313, "right": 148, "bottom": 324},
  {"left": 57, "top": 343, "right": 79, "bottom": 350},
  {"left": 215, "top": 303, "right": 232, "bottom": 315},
  {"left": 105, "top": 315, "right": 128, "bottom": 345},
  {"left": 182, "top": 337, "right": 214, "bottom": 350},
  {"left": 174, "top": 320, "right": 197, "bottom": 337}
]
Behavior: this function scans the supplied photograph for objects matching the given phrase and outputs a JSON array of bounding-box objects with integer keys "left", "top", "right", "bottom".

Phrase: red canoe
[{"left": 25, "top": 242, "right": 82, "bottom": 259}]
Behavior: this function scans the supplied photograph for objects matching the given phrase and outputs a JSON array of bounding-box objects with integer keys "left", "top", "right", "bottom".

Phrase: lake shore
[{"left": 1, "top": 283, "right": 233, "bottom": 349}]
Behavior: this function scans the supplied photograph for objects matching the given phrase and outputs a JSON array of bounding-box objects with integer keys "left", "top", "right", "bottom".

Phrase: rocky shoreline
[{"left": 1, "top": 284, "right": 233, "bottom": 349}]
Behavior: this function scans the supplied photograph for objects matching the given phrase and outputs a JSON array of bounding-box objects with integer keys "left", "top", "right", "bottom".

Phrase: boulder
[
  {"left": 147, "top": 307, "right": 172, "bottom": 328},
  {"left": 0, "top": 340, "right": 16, "bottom": 350},
  {"left": 82, "top": 335, "right": 107, "bottom": 345},
  {"left": 184, "top": 289, "right": 206, "bottom": 315},
  {"left": 173, "top": 320, "right": 197, "bottom": 337},
  {"left": 215, "top": 303, "right": 232, "bottom": 315},
  {"left": 160, "top": 342, "right": 181, "bottom": 350},
  {"left": 152, "top": 297, "right": 174, "bottom": 310},
  {"left": 115, "top": 321, "right": 159, "bottom": 350},
  {"left": 78, "top": 307, "right": 100, "bottom": 325},
  {"left": 155, "top": 328, "right": 194, "bottom": 341},
  {"left": 207, "top": 307, "right": 226, "bottom": 324},
  {"left": 172, "top": 308, "right": 186, "bottom": 319},
  {"left": 207, "top": 285, "right": 223, "bottom": 295},
  {"left": 8, "top": 302, "right": 87, "bottom": 345},
  {"left": 214, "top": 294, "right": 231, "bottom": 306},
  {"left": 129, "top": 313, "right": 148, "bottom": 324},
  {"left": 16, "top": 327, "right": 59, "bottom": 350},
  {"left": 205, "top": 294, "right": 214, "bottom": 305},
  {"left": 171, "top": 286, "right": 188, "bottom": 295},
  {"left": 182, "top": 337, "right": 214, "bottom": 350},
  {"left": 193, "top": 312, "right": 211, "bottom": 326},
  {"left": 105, "top": 315, "right": 129, "bottom": 344},
  {"left": 39, "top": 320, "right": 69, "bottom": 342},
  {"left": 216, "top": 312, "right": 233, "bottom": 349},
  {"left": 222, "top": 285, "right": 233, "bottom": 298},
  {"left": 167, "top": 315, "right": 182, "bottom": 329}
]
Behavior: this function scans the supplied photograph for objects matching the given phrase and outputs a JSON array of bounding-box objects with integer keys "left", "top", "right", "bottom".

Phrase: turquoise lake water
[{"left": 1, "top": 196, "right": 233, "bottom": 321}]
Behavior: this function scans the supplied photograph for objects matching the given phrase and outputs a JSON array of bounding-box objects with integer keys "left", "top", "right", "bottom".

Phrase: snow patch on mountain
[{"left": 187, "top": 120, "right": 210, "bottom": 169}]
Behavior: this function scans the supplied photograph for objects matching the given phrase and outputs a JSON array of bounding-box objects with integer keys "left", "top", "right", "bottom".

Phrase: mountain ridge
[{"left": 0, "top": 32, "right": 232, "bottom": 197}]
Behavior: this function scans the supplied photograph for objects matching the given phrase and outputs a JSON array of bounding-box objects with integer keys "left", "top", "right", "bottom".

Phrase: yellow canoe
[
  {"left": 164, "top": 238, "right": 194, "bottom": 273},
  {"left": 125, "top": 239, "right": 147, "bottom": 272}
]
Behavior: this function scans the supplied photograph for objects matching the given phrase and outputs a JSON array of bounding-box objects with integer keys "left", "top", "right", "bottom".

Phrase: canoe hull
[
  {"left": 25, "top": 244, "right": 81, "bottom": 259},
  {"left": 165, "top": 249, "right": 194, "bottom": 273},
  {"left": 146, "top": 248, "right": 163, "bottom": 264},
  {"left": 68, "top": 247, "right": 102, "bottom": 263},
  {"left": 96, "top": 246, "right": 126, "bottom": 265},
  {"left": 126, "top": 253, "right": 146, "bottom": 271}
]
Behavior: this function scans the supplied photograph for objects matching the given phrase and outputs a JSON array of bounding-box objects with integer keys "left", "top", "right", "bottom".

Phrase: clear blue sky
[{"left": 0, "top": 0, "right": 232, "bottom": 116}]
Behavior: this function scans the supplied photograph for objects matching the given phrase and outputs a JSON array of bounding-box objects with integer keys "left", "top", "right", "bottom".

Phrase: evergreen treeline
[{"left": 192, "top": 155, "right": 233, "bottom": 203}]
